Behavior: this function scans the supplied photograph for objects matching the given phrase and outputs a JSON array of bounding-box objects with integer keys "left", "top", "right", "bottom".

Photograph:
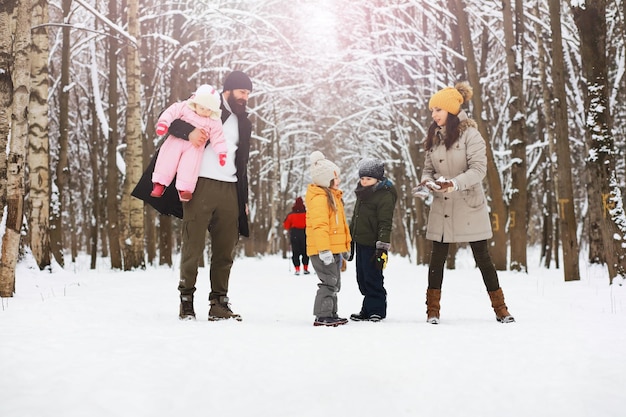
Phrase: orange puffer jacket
[{"left": 305, "top": 184, "right": 351, "bottom": 256}]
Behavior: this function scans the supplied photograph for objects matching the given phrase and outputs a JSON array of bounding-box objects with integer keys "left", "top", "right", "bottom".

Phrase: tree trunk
[
  {"left": 69, "top": 188, "right": 77, "bottom": 263},
  {"left": 26, "top": 0, "right": 51, "bottom": 270},
  {"left": 106, "top": 0, "right": 122, "bottom": 269},
  {"left": 533, "top": 2, "right": 558, "bottom": 270},
  {"left": 541, "top": 168, "right": 555, "bottom": 268},
  {"left": 573, "top": 0, "right": 626, "bottom": 284},
  {"left": 140, "top": 11, "right": 158, "bottom": 266},
  {"left": 548, "top": 0, "right": 580, "bottom": 281},
  {"left": 0, "top": 0, "right": 30, "bottom": 296},
  {"left": 120, "top": 0, "right": 145, "bottom": 269},
  {"left": 0, "top": 6, "right": 10, "bottom": 219},
  {"left": 455, "top": 0, "right": 508, "bottom": 270},
  {"left": 159, "top": 215, "right": 172, "bottom": 266},
  {"left": 88, "top": 98, "right": 100, "bottom": 269},
  {"left": 502, "top": 0, "right": 528, "bottom": 272},
  {"left": 50, "top": 0, "right": 73, "bottom": 268}
]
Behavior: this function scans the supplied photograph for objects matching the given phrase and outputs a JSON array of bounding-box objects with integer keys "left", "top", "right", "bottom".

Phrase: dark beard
[{"left": 227, "top": 94, "right": 247, "bottom": 115}]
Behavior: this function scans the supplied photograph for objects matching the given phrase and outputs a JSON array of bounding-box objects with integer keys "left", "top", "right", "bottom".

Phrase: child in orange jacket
[{"left": 305, "top": 151, "right": 351, "bottom": 327}]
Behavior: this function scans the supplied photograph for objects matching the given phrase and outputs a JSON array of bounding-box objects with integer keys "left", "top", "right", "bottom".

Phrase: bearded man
[{"left": 167, "top": 70, "right": 253, "bottom": 321}]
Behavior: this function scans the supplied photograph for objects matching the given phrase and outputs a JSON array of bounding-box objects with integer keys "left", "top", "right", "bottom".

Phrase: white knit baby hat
[{"left": 189, "top": 84, "right": 222, "bottom": 119}]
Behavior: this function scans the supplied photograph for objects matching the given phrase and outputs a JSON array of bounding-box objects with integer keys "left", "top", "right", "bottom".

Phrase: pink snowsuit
[{"left": 152, "top": 101, "right": 227, "bottom": 193}]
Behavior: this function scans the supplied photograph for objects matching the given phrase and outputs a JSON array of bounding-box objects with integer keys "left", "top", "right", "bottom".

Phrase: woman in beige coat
[{"left": 415, "top": 82, "right": 514, "bottom": 324}]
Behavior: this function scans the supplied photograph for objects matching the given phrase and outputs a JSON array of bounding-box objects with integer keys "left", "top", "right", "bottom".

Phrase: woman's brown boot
[
  {"left": 488, "top": 288, "right": 515, "bottom": 323},
  {"left": 426, "top": 289, "right": 441, "bottom": 324}
]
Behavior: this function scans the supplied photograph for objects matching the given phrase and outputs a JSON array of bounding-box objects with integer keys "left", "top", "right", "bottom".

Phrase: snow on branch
[{"left": 73, "top": 0, "right": 137, "bottom": 48}]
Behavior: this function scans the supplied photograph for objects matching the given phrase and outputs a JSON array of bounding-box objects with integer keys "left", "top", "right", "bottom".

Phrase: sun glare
[{"left": 297, "top": 1, "right": 338, "bottom": 54}]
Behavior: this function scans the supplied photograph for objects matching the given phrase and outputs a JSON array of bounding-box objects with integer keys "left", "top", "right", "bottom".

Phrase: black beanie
[
  {"left": 223, "top": 70, "right": 253, "bottom": 92},
  {"left": 358, "top": 157, "right": 385, "bottom": 180}
]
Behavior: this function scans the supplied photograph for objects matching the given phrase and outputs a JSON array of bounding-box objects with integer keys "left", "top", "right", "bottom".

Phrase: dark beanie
[
  {"left": 358, "top": 157, "right": 384, "bottom": 180},
  {"left": 223, "top": 70, "right": 253, "bottom": 92},
  {"left": 292, "top": 197, "right": 305, "bottom": 212}
]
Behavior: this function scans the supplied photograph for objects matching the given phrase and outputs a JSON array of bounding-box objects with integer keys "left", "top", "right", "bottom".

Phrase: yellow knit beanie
[{"left": 428, "top": 82, "right": 473, "bottom": 115}]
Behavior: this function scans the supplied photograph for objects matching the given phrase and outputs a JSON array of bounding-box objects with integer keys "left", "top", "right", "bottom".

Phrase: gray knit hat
[{"left": 358, "top": 157, "right": 384, "bottom": 180}]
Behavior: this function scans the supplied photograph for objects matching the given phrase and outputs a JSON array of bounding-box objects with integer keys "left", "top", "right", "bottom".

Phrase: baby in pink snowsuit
[{"left": 151, "top": 84, "right": 227, "bottom": 202}]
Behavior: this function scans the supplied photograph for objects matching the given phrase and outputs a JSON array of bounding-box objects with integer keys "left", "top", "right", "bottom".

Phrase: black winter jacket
[{"left": 131, "top": 103, "right": 252, "bottom": 237}]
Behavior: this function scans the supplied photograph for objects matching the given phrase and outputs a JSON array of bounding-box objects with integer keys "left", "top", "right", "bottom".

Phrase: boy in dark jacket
[{"left": 349, "top": 158, "right": 397, "bottom": 321}]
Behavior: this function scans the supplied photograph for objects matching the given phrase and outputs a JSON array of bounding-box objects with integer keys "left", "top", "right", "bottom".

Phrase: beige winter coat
[{"left": 421, "top": 111, "right": 493, "bottom": 243}]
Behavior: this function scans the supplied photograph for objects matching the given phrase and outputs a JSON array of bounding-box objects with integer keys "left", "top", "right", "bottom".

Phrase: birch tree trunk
[
  {"left": 0, "top": 0, "right": 30, "bottom": 296},
  {"left": 27, "top": 0, "right": 51, "bottom": 270},
  {"left": 0, "top": 3, "right": 13, "bottom": 217},
  {"left": 548, "top": 0, "right": 580, "bottom": 281},
  {"left": 120, "top": 0, "right": 145, "bottom": 269},
  {"left": 572, "top": 0, "right": 626, "bottom": 284},
  {"left": 502, "top": 0, "right": 528, "bottom": 272},
  {"left": 454, "top": 0, "right": 508, "bottom": 270}
]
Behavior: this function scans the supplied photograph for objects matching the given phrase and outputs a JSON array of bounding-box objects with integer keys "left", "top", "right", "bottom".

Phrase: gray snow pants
[{"left": 311, "top": 254, "right": 342, "bottom": 318}]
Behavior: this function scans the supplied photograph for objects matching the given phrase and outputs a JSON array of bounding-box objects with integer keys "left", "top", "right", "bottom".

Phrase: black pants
[
  {"left": 427, "top": 240, "right": 500, "bottom": 292},
  {"left": 289, "top": 228, "right": 309, "bottom": 267}
]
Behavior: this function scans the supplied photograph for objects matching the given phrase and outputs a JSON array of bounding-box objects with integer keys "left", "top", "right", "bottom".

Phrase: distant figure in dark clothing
[{"left": 283, "top": 197, "right": 310, "bottom": 275}]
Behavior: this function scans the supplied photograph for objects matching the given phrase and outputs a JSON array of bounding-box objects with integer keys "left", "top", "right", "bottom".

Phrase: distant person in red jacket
[{"left": 283, "top": 197, "right": 310, "bottom": 275}]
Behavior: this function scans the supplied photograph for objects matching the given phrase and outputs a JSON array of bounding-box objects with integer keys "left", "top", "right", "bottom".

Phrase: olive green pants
[{"left": 178, "top": 178, "right": 239, "bottom": 301}]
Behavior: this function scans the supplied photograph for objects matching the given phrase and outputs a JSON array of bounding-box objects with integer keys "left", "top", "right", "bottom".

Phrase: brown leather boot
[
  {"left": 179, "top": 294, "right": 196, "bottom": 320},
  {"left": 209, "top": 296, "right": 242, "bottom": 321},
  {"left": 426, "top": 289, "right": 441, "bottom": 324},
  {"left": 488, "top": 288, "right": 515, "bottom": 323}
]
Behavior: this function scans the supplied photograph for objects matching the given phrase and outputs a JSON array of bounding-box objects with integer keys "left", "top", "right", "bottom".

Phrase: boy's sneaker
[
  {"left": 179, "top": 295, "right": 196, "bottom": 320},
  {"left": 303, "top": 270, "right": 311, "bottom": 275},
  {"left": 314, "top": 317, "right": 348, "bottom": 327},
  {"left": 368, "top": 314, "right": 383, "bottom": 322},
  {"left": 350, "top": 313, "right": 383, "bottom": 322},
  {"left": 150, "top": 183, "right": 166, "bottom": 198},
  {"left": 209, "top": 296, "right": 242, "bottom": 321},
  {"left": 350, "top": 313, "right": 367, "bottom": 321}
]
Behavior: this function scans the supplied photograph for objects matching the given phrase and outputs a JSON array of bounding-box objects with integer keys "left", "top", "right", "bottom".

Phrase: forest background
[{"left": 1, "top": 0, "right": 625, "bottom": 295}]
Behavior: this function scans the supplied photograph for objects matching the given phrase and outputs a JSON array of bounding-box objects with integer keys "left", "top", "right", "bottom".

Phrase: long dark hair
[{"left": 424, "top": 113, "right": 461, "bottom": 151}]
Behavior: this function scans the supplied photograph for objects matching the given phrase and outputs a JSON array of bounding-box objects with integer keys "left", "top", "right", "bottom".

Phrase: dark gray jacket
[{"left": 349, "top": 179, "right": 397, "bottom": 247}]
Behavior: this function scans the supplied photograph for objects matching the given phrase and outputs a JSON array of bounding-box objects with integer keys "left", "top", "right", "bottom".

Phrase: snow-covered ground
[{"left": 1, "top": 249, "right": 624, "bottom": 417}]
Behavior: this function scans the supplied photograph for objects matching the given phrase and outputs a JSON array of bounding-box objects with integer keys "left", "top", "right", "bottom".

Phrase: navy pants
[{"left": 355, "top": 243, "right": 387, "bottom": 318}]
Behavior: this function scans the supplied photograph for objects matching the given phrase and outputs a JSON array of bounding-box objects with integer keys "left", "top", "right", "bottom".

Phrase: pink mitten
[{"left": 156, "top": 122, "right": 168, "bottom": 136}]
